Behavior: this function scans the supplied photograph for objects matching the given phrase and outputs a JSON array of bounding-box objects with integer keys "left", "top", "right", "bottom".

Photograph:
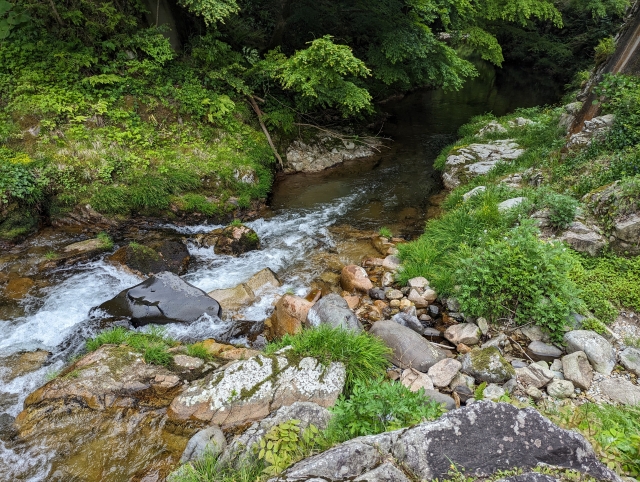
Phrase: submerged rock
[
  {"left": 270, "top": 402, "right": 619, "bottom": 482},
  {"left": 96, "top": 271, "right": 222, "bottom": 327},
  {"left": 167, "top": 352, "right": 345, "bottom": 428}
]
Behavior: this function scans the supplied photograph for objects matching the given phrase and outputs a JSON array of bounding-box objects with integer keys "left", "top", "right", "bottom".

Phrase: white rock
[
  {"left": 401, "top": 368, "right": 434, "bottom": 392},
  {"left": 407, "top": 277, "right": 429, "bottom": 289},
  {"left": 444, "top": 323, "right": 481, "bottom": 346},
  {"left": 497, "top": 197, "right": 526, "bottom": 212},
  {"left": 462, "top": 186, "right": 486, "bottom": 201}
]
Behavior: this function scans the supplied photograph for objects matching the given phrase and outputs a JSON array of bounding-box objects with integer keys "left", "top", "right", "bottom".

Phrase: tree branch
[
  {"left": 48, "top": 0, "right": 65, "bottom": 26},
  {"left": 247, "top": 96, "right": 284, "bottom": 169}
]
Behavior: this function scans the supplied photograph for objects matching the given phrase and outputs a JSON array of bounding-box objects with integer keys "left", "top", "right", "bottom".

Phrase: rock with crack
[
  {"left": 566, "top": 115, "right": 615, "bottom": 149},
  {"left": 559, "top": 222, "right": 607, "bottom": 256},
  {"left": 218, "top": 402, "right": 332, "bottom": 469},
  {"left": 167, "top": 352, "right": 345, "bottom": 429},
  {"left": 269, "top": 402, "right": 620, "bottom": 482},
  {"left": 442, "top": 140, "right": 524, "bottom": 190},
  {"left": 95, "top": 271, "right": 222, "bottom": 327}
]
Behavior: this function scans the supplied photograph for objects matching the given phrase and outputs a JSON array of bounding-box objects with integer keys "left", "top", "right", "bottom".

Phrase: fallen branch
[
  {"left": 247, "top": 96, "right": 284, "bottom": 169},
  {"left": 293, "top": 122, "right": 388, "bottom": 151}
]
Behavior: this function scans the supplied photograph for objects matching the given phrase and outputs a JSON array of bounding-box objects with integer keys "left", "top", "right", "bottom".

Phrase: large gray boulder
[
  {"left": 460, "top": 347, "right": 516, "bottom": 383},
  {"left": 564, "top": 330, "right": 616, "bottom": 375},
  {"left": 167, "top": 352, "right": 345, "bottom": 429},
  {"left": 269, "top": 402, "right": 619, "bottom": 482},
  {"left": 96, "top": 271, "right": 222, "bottom": 327},
  {"left": 307, "top": 293, "right": 362, "bottom": 332},
  {"left": 370, "top": 320, "right": 447, "bottom": 372},
  {"left": 597, "top": 378, "right": 640, "bottom": 406}
]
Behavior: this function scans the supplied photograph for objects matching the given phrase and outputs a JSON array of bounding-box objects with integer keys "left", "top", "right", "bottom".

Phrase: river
[{"left": 0, "top": 63, "right": 560, "bottom": 480}]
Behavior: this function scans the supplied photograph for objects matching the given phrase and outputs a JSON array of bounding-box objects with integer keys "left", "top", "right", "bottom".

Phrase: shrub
[
  {"left": 378, "top": 227, "right": 392, "bottom": 238},
  {"left": 327, "top": 378, "right": 445, "bottom": 441},
  {"left": 264, "top": 325, "right": 391, "bottom": 394},
  {"left": 542, "top": 192, "right": 578, "bottom": 230},
  {"left": 455, "top": 222, "right": 581, "bottom": 339},
  {"left": 594, "top": 37, "right": 615, "bottom": 65}
]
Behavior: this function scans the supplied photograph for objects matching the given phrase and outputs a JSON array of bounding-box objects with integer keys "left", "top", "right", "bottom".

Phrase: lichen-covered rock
[
  {"left": 167, "top": 353, "right": 345, "bottom": 428},
  {"left": 461, "top": 347, "right": 516, "bottom": 383},
  {"left": 307, "top": 293, "right": 362, "bottom": 332},
  {"left": 96, "top": 271, "right": 222, "bottom": 327},
  {"left": 442, "top": 140, "right": 524, "bottom": 190},
  {"left": 218, "top": 402, "right": 332, "bottom": 468},
  {"left": 370, "top": 320, "right": 447, "bottom": 372},
  {"left": 270, "top": 402, "right": 620, "bottom": 482},
  {"left": 566, "top": 114, "right": 615, "bottom": 149},
  {"left": 285, "top": 134, "right": 379, "bottom": 173},
  {"left": 546, "top": 379, "right": 574, "bottom": 399},
  {"left": 564, "top": 330, "right": 616, "bottom": 375},
  {"left": 597, "top": 378, "right": 640, "bottom": 406}
]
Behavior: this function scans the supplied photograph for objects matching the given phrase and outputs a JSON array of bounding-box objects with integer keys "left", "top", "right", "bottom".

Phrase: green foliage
[
  {"left": 258, "top": 420, "right": 322, "bottom": 476},
  {"left": 178, "top": 0, "right": 239, "bottom": 25},
  {"left": 186, "top": 343, "right": 213, "bottom": 361},
  {"left": 455, "top": 222, "right": 580, "bottom": 339},
  {"left": 536, "top": 190, "right": 578, "bottom": 230},
  {"left": 97, "top": 232, "right": 114, "bottom": 250},
  {"left": 168, "top": 453, "right": 265, "bottom": 482},
  {"left": 230, "top": 219, "right": 243, "bottom": 227},
  {"left": 85, "top": 326, "right": 177, "bottom": 367},
  {"left": 262, "top": 36, "right": 372, "bottom": 117},
  {"left": 327, "top": 378, "right": 445, "bottom": 441},
  {"left": 569, "top": 252, "right": 640, "bottom": 324},
  {"left": 594, "top": 37, "right": 615, "bottom": 65},
  {"left": 474, "top": 381, "right": 488, "bottom": 400},
  {"left": 0, "top": 0, "right": 28, "bottom": 40},
  {"left": 548, "top": 403, "right": 640, "bottom": 477},
  {"left": 596, "top": 74, "right": 640, "bottom": 150},
  {"left": 264, "top": 325, "right": 391, "bottom": 394},
  {"left": 378, "top": 227, "right": 392, "bottom": 238}
]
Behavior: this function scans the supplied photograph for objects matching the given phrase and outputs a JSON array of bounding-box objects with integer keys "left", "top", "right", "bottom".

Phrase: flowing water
[{"left": 0, "top": 63, "right": 560, "bottom": 481}]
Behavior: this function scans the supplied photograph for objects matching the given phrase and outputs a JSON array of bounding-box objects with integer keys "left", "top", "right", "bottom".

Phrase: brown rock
[
  {"left": 208, "top": 283, "right": 256, "bottom": 312},
  {"left": 400, "top": 368, "right": 434, "bottom": 392},
  {"left": 245, "top": 267, "right": 281, "bottom": 292},
  {"left": 200, "top": 340, "right": 259, "bottom": 360},
  {"left": 343, "top": 295, "right": 361, "bottom": 310},
  {"left": 340, "top": 265, "right": 374, "bottom": 293},
  {"left": 5, "top": 277, "right": 34, "bottom": 300},
  {"left": 272, "top": 294, "right": 313, "bottom": 337},
  {"left": 457, "top": 343, "right": 472, "bottom": 354}
]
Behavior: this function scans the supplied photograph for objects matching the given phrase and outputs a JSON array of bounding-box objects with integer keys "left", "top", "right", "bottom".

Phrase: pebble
[{"left": 386, "top": 289, "right": 403, "bottom": 300}]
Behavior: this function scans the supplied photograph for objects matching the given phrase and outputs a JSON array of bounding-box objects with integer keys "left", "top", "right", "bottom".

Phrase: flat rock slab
[
  {"left": 597, "top": 378, "right": 640, "bottom": 406},
  {"left": 270, "top": 402, "right": 619, "bottom": 482},
  {"left": 167, "top": 353, "right": 345, "bottom": 428},
  {"left": 96, "top": 271, "right": 222, "bottom": 327}
]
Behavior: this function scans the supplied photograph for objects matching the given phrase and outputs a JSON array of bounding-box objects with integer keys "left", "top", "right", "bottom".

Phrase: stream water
[{"left": 0, "top": 63, "right": 560, "bottom": 481}]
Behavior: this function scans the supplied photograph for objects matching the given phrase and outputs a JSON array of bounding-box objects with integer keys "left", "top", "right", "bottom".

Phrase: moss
[{"left": 469, "top": 347, "right": 515, "bottom": 377}]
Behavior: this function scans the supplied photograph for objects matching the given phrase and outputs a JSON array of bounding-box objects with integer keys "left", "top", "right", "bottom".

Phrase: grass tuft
[{"left": 85, "top": 325, "right": 176, "bottom": 366}]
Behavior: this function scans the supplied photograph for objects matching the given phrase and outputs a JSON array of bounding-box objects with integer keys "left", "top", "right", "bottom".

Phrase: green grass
[
  {"left": 168, "top": 454, "right": 265, "bottom": 482},
  {"left": 186, "top": 343, "right": 214, "bottom": 361},
  {"left": 85, "top": 326, "right": 177, "bottom": 367},
  {"left": 378, "top": 226, "right": 392, "bottom": 238},
  {"left": 230, "top": 218, "right": 243, "bottom": 227},
  {"left": 44, "top": 250, "right": 58, "bottom": 260},
  {"left": 264, "top": 325, "right": 391, "bottom": 394},
  {"left": 97, "top": 232, "right": 114, "bottom": 250}
]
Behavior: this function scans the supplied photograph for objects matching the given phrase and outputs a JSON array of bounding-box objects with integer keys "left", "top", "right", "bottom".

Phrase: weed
[
  {"left": 186, "top": 343, "right": 213, "bottom": 361},
  {"left": 623, "top": 336, "right": 640, "bottom": 348},
  {"left": 45, "top": 369, "right": 61, "bottom": 381},
  {"left": 168, "top": 453, "right": 265, "bottom": 482},
  {"left": 378, "top": 226, "right": 392, "bottom": 238},
  {"left": 327, "top": 377, "right": 445, "bottom": 441},
  {"left": 230, "top": 219, "right": 243, "bottom": 227},
  {"left": 474, "top": 381, "right": 487, "bottom": 400},
  {"left": 264, "top": 325, "right": 391, "bottom": 394},
  {"left": 97, "top": 232, "right": 114, "bottom": 250},
  {"left": 44, "top": 250, "right": 58, "bottom": 260}
]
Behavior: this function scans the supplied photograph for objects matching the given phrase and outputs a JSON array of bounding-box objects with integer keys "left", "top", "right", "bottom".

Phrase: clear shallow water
[{"left": 0, "top": 63, "right": 561, "bottom": 480}]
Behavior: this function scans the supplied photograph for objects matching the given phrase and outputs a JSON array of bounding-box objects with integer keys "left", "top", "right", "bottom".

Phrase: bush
[
  {"left": 327, "top": 378, "right": 445, "bottom": 441},
  {"left": 541, "top": 192, "right": 578, "bottom": 230},
  {"left": 455, "top": 222, "right": 581, "bottom": 339},
  {"left": 264, "top": 325, "right": 391, "bottom": 394}
]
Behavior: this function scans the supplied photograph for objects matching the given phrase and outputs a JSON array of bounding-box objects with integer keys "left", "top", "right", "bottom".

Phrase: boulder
[
  {"left": 442, "top": 140, "right": 524, "bottom": 190},
  {"left": 528, "top": 341, "right": 563, "bottom": 360},
  {"left": 370, "top": 320, "right": 447, "bottom": 372},
  {"left": 167, "top": 353, "right": 345, "bottom": 428},
  {"left": 196, "top": 225, "right": 260, "bottom": 256},
  {"left": 560, "top": 222, "right": 607, "bottom": 256},
  {"left": 109, "top": 240, "right": 190, "bottom": 276},
  {"left": 307, "top": 293, "right": 362, "bottom": 332},
  {"left": 498, "top": 197, "right": 526, "bottom": 212},
  {"left": 561, "top": 351, "right": 593, "bottom": 390},
  {"left": 597, "top": 378, "right": 640, "bottom": 406},
  {"left": 269, "top": 402, "right": 619, "bottom": 482},
  {"left": 423, "top": 389, "right": 456, "bottom": 410},
  {"left": 515, "top": 364, "right": 554, "bottom": 389},
  {"left": 444, "top": 323, "right": 481, "bottom": 346},
  {"left": 478, "top": 120, "right": 508, "bottom": 136},
  {"left": 210, "top": 319, "right": 265, "bottom": 344},
  {"left": 200, "top": 340, "right": 260, "bottom": 361},
  {"left": 391, "top": 312, "right": 424, "bottom": 335},
  {"left": 613, "top": 213, "right": 640, "bottom": 247},
  {"left": 546, "top": 379, "right": 574, "bottom": 399},
  {"left": 400, "top": 368, "right": 434, "bottom": 392},
  {"left": 208, "top": 283, "right": 255, "bottom": 312},
  {"left": 245, "top": 267, "right": 281, "bottom": 292},
  {"left": 340, "top": 265, "right": 373, "bottom": 293},
  {"left": 218, "top": 402, "right": 332, "bottom": 469},
  {"left": 564, "top": 330, "right": 616, "bottom": 375},
  {"left": 180, "top": 425, "right": 226, "bottom": 463},
  {"left": 427, "top": 358, "right": 462, "bottom": 388},
  {"left": 460, "top": 347, "right": 516, "bottom": 383},
  {"left": 620, "top": 347, "right": 640, "bottom": 376},
  {"left": 284, "top": 135, "right": 379, "bottom": 173},
  {"left": 272, "top": 295, "right": 313, "bottom": 337},
  {"left": 96, "top": 271, "right": 222, "bottom": 327},
  {"left": 354, "top": 463, "right": 411, "bottom": 482}
]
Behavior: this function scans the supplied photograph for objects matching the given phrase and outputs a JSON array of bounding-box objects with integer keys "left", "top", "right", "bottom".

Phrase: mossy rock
[
  {"left": 199, "top": 224, "right": 260, "bottom": 256},
  {"left": 460, "top": 346, "right": 516, "bottom": 383},
  {"left": 109, "top": 239, "right": 190, "bottom": 276}
]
